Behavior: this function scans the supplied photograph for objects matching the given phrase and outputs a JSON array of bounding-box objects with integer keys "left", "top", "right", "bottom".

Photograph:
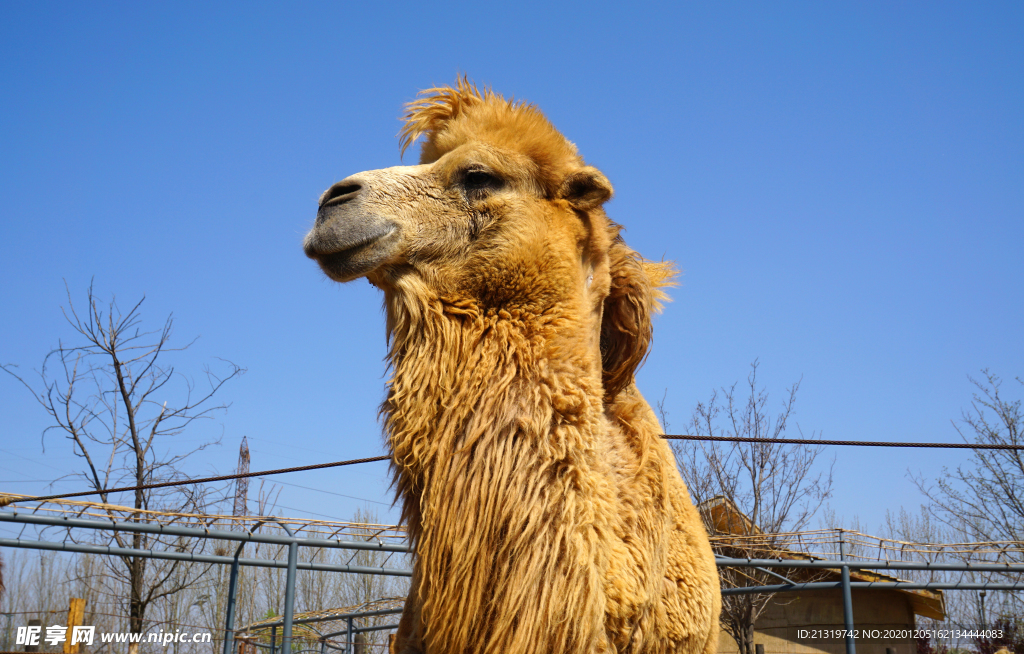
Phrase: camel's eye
[{"left": 462, "top": 169, "right": 502, "bottom": 198}]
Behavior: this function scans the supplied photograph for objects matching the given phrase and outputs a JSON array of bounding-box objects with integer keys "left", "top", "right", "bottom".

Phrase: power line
[
  {"left": 7, "top": 435, "right": 1021, "bottom": 506},
  {"left": 4, "top": 454, "right": 389, "bottom": 505},
  {"left": 272, "top": 502, "right": 358, "bottom": 522},
  {"left": 256, "top": 477, "right": 392, "bottom": 507},
  {"left": 662, "top": 435, "right": 1023, "bottom": 449}
]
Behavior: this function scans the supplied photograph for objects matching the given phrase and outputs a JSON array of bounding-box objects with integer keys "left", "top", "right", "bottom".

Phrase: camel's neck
[
  {"left": 384, "top": 298, "right": 605, "bottom": 531},
  {"left": 383, "top": 295, "right": 614, "bottom": 653}
]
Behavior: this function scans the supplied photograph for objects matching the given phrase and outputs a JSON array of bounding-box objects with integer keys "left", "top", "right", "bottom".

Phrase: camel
[{"left": 304, "top": 78, "right": 720, "bottom": 654}]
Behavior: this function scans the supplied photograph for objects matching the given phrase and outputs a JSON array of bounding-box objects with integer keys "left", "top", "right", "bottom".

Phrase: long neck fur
[{"left": 382, "top": 286, "right": 618, "bottom": 654}]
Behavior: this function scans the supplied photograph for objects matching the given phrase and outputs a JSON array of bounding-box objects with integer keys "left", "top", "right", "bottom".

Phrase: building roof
[{"left": 700, "top": 496, "right": 945, "bottom": 620}]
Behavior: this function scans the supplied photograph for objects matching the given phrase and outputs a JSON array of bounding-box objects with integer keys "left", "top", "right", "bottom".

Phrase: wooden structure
[{"left": 703, "top": 498, "right": 945, "bottom": 654}]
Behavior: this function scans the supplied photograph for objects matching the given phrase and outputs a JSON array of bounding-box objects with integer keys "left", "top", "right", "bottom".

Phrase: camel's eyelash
[{"left": 461, "top": 168, "right": 503, "bottom": 196}]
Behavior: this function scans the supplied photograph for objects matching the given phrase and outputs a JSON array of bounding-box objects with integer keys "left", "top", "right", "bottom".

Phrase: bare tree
[
  {"left": 916, "top": 371, "right": 1023, "bottom": 543},
  {"left": 669, "top": 361, "right": 833, "bottom": 654},
  {"left": 818, "top": 508, "right": 872, "bottom": 558},
  {"left": 912, "top": 370, "right": 1024, "bottom": 618},
  {"left": 2, "top": 282, "right": 244, "bottom": 647},
  {"left": 879, "top": 506, "right": 966, "bottom": 627}
]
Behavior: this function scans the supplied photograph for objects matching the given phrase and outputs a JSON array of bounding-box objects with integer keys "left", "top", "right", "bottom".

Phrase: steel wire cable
[
  {"left": 3, "top": 455, "right": 389, "bottom": 505},
  {"left": 661, "top": 434, "right": 1024, "bottom": 448},
  {"left": 7, "top": 435, "right": 1023, "bottom": 505}
]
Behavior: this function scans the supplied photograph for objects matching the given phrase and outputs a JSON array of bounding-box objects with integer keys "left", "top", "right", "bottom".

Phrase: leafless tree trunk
[
  {"left": 2, "top": 282, "right": 244, "bottom": 642},
  {"left": 668, "top": 361, "right": 834, "bottom": 654}
]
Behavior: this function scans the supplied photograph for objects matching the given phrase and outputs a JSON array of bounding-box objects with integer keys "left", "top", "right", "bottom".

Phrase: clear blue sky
[{"left": 1, "top": 2, "right": 1021, "bottom": 534}]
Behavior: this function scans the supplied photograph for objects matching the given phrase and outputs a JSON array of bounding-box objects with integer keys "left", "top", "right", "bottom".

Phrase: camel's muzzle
[{"left": 304, "top": 199, "right": 400, "bottom": 283}]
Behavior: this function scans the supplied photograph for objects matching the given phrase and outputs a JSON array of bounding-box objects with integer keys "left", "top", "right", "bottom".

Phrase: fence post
[
  {"left": 839, "top": 530, "right": 856, "bottom": 654},
  {"left": 24, "top": 618, "right": 41, "bottom": 653},
  {"left": 273, "top": 521, "right": 299, "bottom": 654},
  {"left": 223, "top": 544, "right": 244, "bottom": 654},
  {"left": 283, "top": 541, "right": 298, "bottom": 652},
  {"left": 224, "top": 521, "right": 269, "bottom": 654},
  {"left": 63, "top": 598, "right": 85, "bottom": 654}
]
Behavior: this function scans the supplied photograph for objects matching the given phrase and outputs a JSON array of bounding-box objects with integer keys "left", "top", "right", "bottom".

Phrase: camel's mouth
[{"left": 304, "top": 218, "right": 399, "bottom": 283}]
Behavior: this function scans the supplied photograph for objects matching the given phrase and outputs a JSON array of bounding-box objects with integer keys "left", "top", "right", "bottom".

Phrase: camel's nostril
[{"left": 320, "top": 181, "right": 363, "bottom": 208}]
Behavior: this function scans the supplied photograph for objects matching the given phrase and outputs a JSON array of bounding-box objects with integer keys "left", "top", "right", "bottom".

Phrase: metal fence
[{"left": 2, "top": 509, "right": 1023, "bottom": 654}]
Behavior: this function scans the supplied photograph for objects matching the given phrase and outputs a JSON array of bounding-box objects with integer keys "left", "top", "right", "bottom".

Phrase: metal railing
[{"left": 3, "top": 510, "right": 1022, "bottom": 654}]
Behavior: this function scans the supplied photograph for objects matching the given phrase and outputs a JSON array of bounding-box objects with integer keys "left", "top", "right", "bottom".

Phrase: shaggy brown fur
[{"left": 304, "top": 78, "right": 720, "bottom": 654}]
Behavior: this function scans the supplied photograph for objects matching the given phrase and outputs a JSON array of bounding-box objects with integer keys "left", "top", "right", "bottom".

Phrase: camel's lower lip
[
  {"left": 316, "top": 238, "right": 376, "bottom": 267},
  {"left": 311, "top": 231, "right": 387, "bottom": 260},
  {"left": 306, "top": 223, "right": 398, "bottom": 282}
]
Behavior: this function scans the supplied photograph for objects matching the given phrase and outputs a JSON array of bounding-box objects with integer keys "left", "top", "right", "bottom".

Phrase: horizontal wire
[
  {"left": 6, "top": 455, "right": 389, "bottom": 505},
  {"left": 663, "top": 434, "right": 1024, "bottom": 449},
  {"left": 7, "top": 434, "right": 1020, "bottom": 505}
]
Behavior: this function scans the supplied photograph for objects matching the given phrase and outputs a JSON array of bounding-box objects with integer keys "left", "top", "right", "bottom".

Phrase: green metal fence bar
[
  {"left": 0, "top": 536, "right": 411, "bottom": 576},
  {"left": 0, "top": 511, "right": 410, "bottom": 553},
  {"left": 714, "top": 557, "right": 1024, "bottom": 572}
]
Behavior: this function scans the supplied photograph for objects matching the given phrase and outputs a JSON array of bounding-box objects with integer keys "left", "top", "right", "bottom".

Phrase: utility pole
[{"left": 232, "top": 437, "right": 250, "bottom": 529}]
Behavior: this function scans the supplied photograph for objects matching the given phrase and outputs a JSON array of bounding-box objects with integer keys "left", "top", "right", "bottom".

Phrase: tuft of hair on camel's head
[{"left": 304, "top": 78, "right": 720, "bottom": 654}]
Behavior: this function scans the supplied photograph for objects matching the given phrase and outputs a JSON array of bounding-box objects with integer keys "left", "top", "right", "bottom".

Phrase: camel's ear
[
  {"left": 558, "top": 166, "right": 613, "bottom": 211},
  {"left": 600, "top": 233, "right": 677, "bottom": 401}
]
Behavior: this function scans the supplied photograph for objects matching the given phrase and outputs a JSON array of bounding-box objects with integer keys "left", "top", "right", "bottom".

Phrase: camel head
[{"left": 304, "top": 78, "right": 674, "bottom": 397}]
